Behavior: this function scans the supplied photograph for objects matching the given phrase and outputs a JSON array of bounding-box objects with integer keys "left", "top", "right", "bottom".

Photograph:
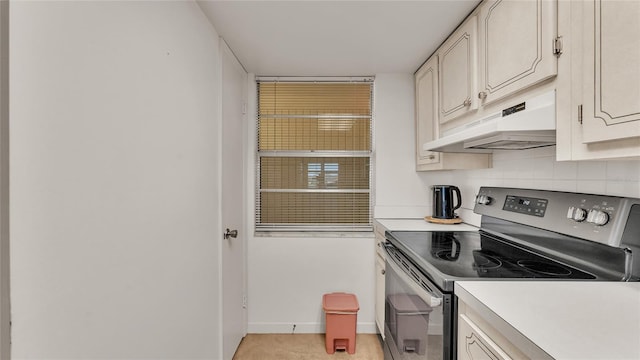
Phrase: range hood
[{"left": 423, "top": 90, "right": 556, "bottom": 152}]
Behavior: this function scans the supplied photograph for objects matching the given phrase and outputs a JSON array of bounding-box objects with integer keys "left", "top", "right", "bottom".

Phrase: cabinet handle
[
  {"left": 478, "top": 91, "right": 487, "bottom": 100},
  {"left": 428, "top": 155, "right": 436, "bottom": 160},
  {"left": 381, "top": 269, "right": 385, "bottom": 275},
  {"left": 463, "top": 98, "right": 472, "bottom": 107}
]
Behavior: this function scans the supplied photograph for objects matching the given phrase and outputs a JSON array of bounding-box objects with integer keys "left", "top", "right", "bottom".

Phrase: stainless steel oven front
[{"left": 384, "top": 243, "right": 455, "bottom": 360}]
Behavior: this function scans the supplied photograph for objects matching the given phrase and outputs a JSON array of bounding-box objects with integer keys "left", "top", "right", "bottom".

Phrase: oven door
[{"left": 384, "top": 244, "right": 454, "bottom": 360}]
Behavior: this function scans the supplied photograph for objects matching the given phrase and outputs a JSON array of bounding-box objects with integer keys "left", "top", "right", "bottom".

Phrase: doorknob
[{"left": 224, "top": 228, "right": 238, "bottom": 240}]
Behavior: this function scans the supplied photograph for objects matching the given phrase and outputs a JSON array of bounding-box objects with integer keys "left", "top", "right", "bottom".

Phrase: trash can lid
[
  {"left": 387, "top": 294, "right": 433, "bottom": 313},
  {"left": 323, "top": 292, "right": 359, "bottom": 312}
]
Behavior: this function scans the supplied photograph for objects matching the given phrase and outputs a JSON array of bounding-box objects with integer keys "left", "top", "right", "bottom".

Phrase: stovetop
[{"left": 386, "top": 231, "right": 598, "bottom": 291}]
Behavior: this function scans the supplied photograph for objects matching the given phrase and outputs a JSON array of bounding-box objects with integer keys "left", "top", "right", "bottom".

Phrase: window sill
[{"left": 254, "top": 230, "right": 374, "bottom": 238}]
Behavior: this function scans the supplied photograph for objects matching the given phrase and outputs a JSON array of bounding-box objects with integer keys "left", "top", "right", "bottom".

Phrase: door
[
  {"left": 221, "top": 40, "right": 247, "bottom": 360},
  {"left": 439, "top": 15, "right": 478, "bottom": 125},
  {"left": 375, "top": 251, "right": 386, "bottom": 338},
  {"left": 384, "top": 245, "right": 450, "bottom": 360},
  {"left": 580, "top": 0, "right": 640, "bottom": 143},
  {"left": 478, "top": 0, "right": 557, "bottom": 106}
]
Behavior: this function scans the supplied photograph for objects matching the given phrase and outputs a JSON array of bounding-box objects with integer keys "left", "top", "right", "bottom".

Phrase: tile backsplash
[{"left": 424, "top": 146, "right": 640, "bottom": 226}]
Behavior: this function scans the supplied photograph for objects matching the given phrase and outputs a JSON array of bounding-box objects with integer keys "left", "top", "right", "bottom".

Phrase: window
[{"left": 256, "top": 78, "right": 374, "bottom": 231}]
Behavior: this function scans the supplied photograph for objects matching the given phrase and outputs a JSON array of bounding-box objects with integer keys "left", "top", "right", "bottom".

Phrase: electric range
[{"left": 382, "top": 187, "right": 640, "bottom": 360}]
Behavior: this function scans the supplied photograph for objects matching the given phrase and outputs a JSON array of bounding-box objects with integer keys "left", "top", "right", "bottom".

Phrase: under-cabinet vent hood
[{"left": 423, "top": 90, "right": 556, "bottom": 153}]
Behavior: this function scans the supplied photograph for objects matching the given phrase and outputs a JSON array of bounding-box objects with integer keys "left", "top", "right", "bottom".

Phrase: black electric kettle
[{"left": 432, "top": 185, "right": 462, "bottom": 219}]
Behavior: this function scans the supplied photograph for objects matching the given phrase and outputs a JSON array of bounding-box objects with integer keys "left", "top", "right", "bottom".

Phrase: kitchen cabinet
[
  {"left": 477, "top": 0, "right": 557, "bottom": 107},
  {"left": 438, "top": 0, "right": 558, "bottom": 127},
  {"left": 457, "top": 292, "right": 552, "bottom": 360},
  {"left": 458, "top": 313, "right": 512, "bottom": 360},
  {"left": 424, "top": 0, "right": 560, "bottom": 156},
  {"left": 373, "top": 222, "right": 386, "bottom": 338},
  {"left": 580, "top": 0, "right": 640, "bottom": 144},
  {"left": 438, "top": 15, "right": 478, "bottom": 125},
  {"left": 415, "top": 56, "right": 441, "bottom": 167},
  {"left": 374, "top": 252, "right": 385, "bottom": 339},
  {"left": 556, "top": 0, "right": 640, "bottom": 160},
  {"left": 456, "top": 281, "right": 640, "bottom": 360},
  {"left": 415, "top": 52, "right": 491, "bottom": 171}
]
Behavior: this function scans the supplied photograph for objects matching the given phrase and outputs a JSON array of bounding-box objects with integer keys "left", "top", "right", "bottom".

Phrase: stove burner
[
  {"left": 517, "top": 260, "right": 572, "bottom": 276},
  {"left": 472, "top": 252, "right": 502, "bottom": 270}
]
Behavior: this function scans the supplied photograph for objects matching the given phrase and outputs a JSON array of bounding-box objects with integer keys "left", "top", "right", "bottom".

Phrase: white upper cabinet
[
  {"left": 415, "top": 55, "right": 441, "bottom": 167},
  {"left": 477, "top": 0, "right": 557, "bottom": 106},
  {"left": 580, "top": 0, "right": 640, "bottom": 143},
  {"left": 556, "top": 0, "right": 640, "bottom": 161},
  {"left": 436, "top": 0, "right": 558, "bottom": 131},
  {"left": 438, "top": 15, "right": 478, "bottom": 125},
  {"left": 415, "top": 55, "right": 491, "bottom": 171}
]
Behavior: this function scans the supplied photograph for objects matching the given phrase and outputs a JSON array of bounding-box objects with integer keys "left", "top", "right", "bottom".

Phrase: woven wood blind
[{"left": 256, "top": 80, "right": 373, "bottom": 231}]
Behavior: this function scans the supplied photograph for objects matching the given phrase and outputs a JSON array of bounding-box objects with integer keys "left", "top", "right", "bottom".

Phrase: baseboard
[{"left": 248, "top": 322, "right": 378, "bottom": 334}]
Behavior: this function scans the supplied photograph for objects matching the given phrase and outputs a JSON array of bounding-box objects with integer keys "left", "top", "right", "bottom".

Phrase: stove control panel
[
  {"left": 503, "top": 195, "right": 548, "bottom": 217},
  {"left": 566, "top": 207, "right": 610, "bottom": 225},
  {"left": 569, "top": 197, "right": 616, "bottom": 227},
  {"left": 474, "top": 187, "right": 637, "bottom": 247}
]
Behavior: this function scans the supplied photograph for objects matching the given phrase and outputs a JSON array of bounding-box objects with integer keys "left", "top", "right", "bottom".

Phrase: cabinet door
[
  {"left": 581, "top": 0, "right": 640, "bottom": 143},
  {"left": 478, "top": 0, "right": 557, "bottom": 106},
  {"left": 439, "top": 15, "right": 478, "bottom": 124},
  {"left": 458, "top": 314, "right": 513, "bottom": 360},
  {"left": 374, "top": 253, "right": 385, "bottom": 338},
  {"left": 415, "top": 56, "right": 440, "bottom": 167}
]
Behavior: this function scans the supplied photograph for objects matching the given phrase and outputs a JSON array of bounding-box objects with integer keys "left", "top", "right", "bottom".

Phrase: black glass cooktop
[{"left": 386, "top": 230, "right": 596, "bottom": 292}]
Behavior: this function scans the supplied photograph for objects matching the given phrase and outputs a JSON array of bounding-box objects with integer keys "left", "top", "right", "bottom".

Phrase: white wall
[
  {"left": 246, "top": 75, "right": 377, "bottom": 332},
  {"left": 247, "top": 234, "right": 376, "bottom": 333},
  {"left": 10, "top": 2, "right": 223, "bottom": 359},
  {"left": 373, "top": 74, "right": 434, "bottom": 218}
]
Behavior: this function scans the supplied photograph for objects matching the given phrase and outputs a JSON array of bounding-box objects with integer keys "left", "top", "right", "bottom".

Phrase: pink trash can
[{"left": 323, "top": 292, "right": 359, "bottom": 354}]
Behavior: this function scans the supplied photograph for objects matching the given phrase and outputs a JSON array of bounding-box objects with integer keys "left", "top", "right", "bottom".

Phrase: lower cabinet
[
  {"left": 458, "top": 314, "right": 513, "bottom": 360},
  {"left": 457, "top": 298, "right": 552, "bottom": 360},
  {"left": 375, "top": 252, "right": 385, "bottom": 338},
  {"left": 373, "top": 223, "right": 387, "bottom": 338}
]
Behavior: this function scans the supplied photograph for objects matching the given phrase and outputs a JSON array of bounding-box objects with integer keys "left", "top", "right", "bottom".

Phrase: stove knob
[
  {"left": 476, "top": 194, "right": 492, "bottom": 205},
  {"left": 586, "top": 209, "right": 610, "bottom": 226},
  {"left": 566, "top": 206, "right": 588, "bottom": 222}
]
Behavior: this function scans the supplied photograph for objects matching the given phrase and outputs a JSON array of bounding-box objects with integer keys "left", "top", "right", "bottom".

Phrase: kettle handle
[
  {"left": 452, "top": 238, "right": 461, "bottom": 259},
  {"left": 453, "top": 186, "right": 462, "bottom": 211}
]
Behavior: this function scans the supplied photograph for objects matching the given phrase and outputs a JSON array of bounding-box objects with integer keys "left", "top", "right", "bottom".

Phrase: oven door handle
[{"left": 385, "top": 251, "right": 443, "bottom": 308}]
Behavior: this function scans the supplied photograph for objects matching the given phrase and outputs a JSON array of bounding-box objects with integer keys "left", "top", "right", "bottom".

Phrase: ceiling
[{"left": 197, "top": 1, "right": 480, "bottom": 76}]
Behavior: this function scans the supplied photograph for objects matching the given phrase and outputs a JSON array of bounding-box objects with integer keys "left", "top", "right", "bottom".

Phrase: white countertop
[
  {"left": 456, "top": 281, "right": 640, "bottom": 360},
  {"left": 374, "top": 218, "right": 478, "bottom": 232}
]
